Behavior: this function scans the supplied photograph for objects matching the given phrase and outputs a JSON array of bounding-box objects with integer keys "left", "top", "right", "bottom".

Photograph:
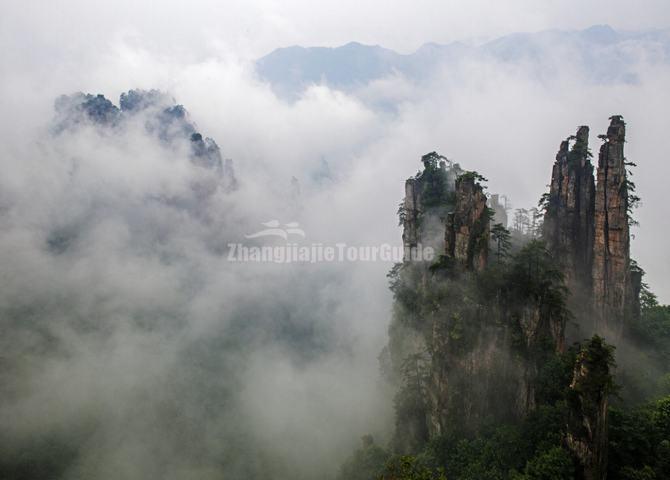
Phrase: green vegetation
[
  {"left": 340, "top": 156, "right": 670, "bottom": 480},
  {"left": 511, "top": 207, "right": 542, "bottom": 239},
  {"left": 338, "top": 436, "right": 391, "bottom": 480},
  {"left": 491, "top": 223, "right": 512, "bottom": 262},
  {"left": 631, "top": 289, "right": 670, "bottom": 366},
  {"left": 341, "top": 344, "right": 670, "bottom": 479},
  {"left": 624, "top": 158, "right": 641, "bottom": 227},
  {"left": 418, "top": 154, "right": 455, "bottom": 211},
  {"left": 608, "top": 397, "right": 670, "bottom": 479},
  {"left": 380, "top": 456, "right": 447, "bottom": 480}
]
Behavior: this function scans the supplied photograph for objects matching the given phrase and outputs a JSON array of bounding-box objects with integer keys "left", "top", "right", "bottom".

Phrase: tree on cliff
[
  {"left": 566, "top": 336, "right": 617, "bottom": 480},
  {"left": 491, "top": 223, "right": 512, "bottom": 262}
]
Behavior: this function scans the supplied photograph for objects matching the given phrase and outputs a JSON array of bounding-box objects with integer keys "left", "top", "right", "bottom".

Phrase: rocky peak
[
  {"left": 401, "top": 176, "right": 422, "bottom": 253},
  {"left": 52, "top": 89, "right": 238, "bottom": 193},
  {"left": 444, "top": 173, "right": 489, "bottom": 271},
  {"left": 592, "top": 115, "right": 631, "bottom": 339},
  {"left": 401, "top": 152, "right": 461, "bottom": 259},
  {"left": 543, "top": 125, "right": 595, "bottom": 294},
  {"left": 543, "top": 116, "right": 638, "bottom": 341}
]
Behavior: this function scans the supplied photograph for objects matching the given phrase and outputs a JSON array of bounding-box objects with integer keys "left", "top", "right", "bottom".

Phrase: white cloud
[{"left": 0, "top": 2, "right": 669, "bottom": 478}]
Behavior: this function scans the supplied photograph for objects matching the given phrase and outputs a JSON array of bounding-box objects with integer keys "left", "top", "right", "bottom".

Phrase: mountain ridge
[{"left": 256, "top": 25, "right": 670, "bottom": 100}]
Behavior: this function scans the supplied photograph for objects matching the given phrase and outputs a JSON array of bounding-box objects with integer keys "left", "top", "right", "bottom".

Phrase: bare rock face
[
  {"left": 543, "top": 117, "right": 638, "bottom": 342},
  {"left": 402, "top": 176, "right": 422, "bottom": 252},
  {"left": 427, "top": 315, "right": 527, "bottom": 437},
  {"left": 401, "top": 153, "right": 460, "bottom": 259},
  {"left": 592, "top": 116, "right": 631, "bottom": 339},
  {"left": 402, "top": 156, "right": 488, "bottom": 270},
  {"left": 444, "top": 174, "right": 489, "bottom": 271},
  {"left": 541, "top": 118, "right": 638, "bottom": 479},
  {"left": 543, "top": 126, "right": 596, "bottom": 293}
]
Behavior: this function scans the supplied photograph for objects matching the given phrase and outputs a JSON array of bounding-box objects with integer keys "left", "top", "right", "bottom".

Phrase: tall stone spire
[
  {"left": 592, "top": 116, "right": 631, "bottom": 338},
  {"left": 444, "top": 174, "right": 489, "bottom": 271},
  {"left": 543, "top": 126, "right": 596, "bottom": 294}
]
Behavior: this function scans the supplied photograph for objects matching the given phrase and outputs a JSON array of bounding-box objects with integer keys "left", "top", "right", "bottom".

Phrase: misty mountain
[
  {"left": 0, "top": 85, "right": 394, "bottom": 480},
  {"left": 54, "top": 90, "right": 237, "bottom": 187},
  {"left": 256, "top": 25, "right": 670, "bottom": 100},
  {"left": 2, "top": 1, "right": 670, "bottom": 477}
]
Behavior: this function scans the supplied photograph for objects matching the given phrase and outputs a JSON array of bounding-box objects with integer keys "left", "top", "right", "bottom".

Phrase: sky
[
  {"left": 3, "top": 0, "right": 670, "bottom": 61},
  {"left": 0, "top": 1, "right": 669, "bottom": 479}
]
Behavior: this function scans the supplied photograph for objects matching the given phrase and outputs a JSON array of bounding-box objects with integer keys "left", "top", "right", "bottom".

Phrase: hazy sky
[
  {"left": 3, "top": 0, "right": 670, "bottom": 60},
  {"left": 1, "top": 2, "right": 669, "bottom": 300}
]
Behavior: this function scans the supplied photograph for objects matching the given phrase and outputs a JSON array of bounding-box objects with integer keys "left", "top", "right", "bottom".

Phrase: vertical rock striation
[
  {"left": 388, "top": 118, "right": 639, "bottom": 467},
  {"left": 402, "top": 176, "right": 422, "bottom": 253},
  {"left": 401, "top": 152, "right": 461, "bottom": 260},
  {"left": 444, "top": 174, "right": 490, "bottom": 271},
  {"left": 592, "top": 116, "right": 631, "bottom": 339},
  {"left": 543, "top": 117, "right": 637, "bottom": 341},
  {"left": 541, "top": 117, "right": 639, "bottom": 479},
  {"left": 543, "top": 126, "right": 595, "bottom": 293}
]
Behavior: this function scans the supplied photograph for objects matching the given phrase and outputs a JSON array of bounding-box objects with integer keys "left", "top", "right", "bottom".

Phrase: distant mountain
[
  {"left": 54, "top": 89, "right": 237, "bottom": 191},
  {"left": 256, "top": 25, "right": 670, "bottom": 100},
  {"left": 256, "top": 42, "right": 401, "bottom": 98}
]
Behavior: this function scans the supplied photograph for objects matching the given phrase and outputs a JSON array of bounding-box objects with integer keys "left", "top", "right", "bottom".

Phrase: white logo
[
  {"left": 231, "top": 219, "right": 435, "bottom": 263},
  {"left": 245, "top": 220, "right": 306, "bottom": 240}
]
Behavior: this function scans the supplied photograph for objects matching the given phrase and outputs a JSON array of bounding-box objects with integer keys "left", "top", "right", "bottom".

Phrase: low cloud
[{"left": 0, "top": 10, "right": 669, "bottom": 479}]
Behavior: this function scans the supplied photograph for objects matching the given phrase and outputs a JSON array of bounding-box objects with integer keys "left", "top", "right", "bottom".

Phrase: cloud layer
[{"left": 0, "top": 3, "right": 669, "bottom": 479}]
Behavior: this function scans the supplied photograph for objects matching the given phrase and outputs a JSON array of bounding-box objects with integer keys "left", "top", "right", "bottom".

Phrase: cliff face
[
  {"left": 391, "top": 156, "right": 563, "bottom": 446},
  {"left": 387, "top": 118, "right": 640, "bottom": 472},
  {"left": 402, "top": 176, "right": 422, "bottom": 252},
  {"left": 444, "top": 175, "right": 489, "bottom": 271},
  {"left": 401, "top": 153, "right": 460, "bottom": 258},
  {"left": 566, "top": 337, "right": 614, "bottom": 480},
  {"left": 592, "top": 116, "right": 631, "bottom": 338},
  {"left": 538, "top": 116, "right": 636, "bottom": 475},
  {"left": 426, "top": 310, "right": 529, "bottom": 438},
  {"left": 543, "top": 126, "right": 595, "bottom": 293},
  {"left": 543, "top": 116, "right": 636, "bottom": 341}
]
